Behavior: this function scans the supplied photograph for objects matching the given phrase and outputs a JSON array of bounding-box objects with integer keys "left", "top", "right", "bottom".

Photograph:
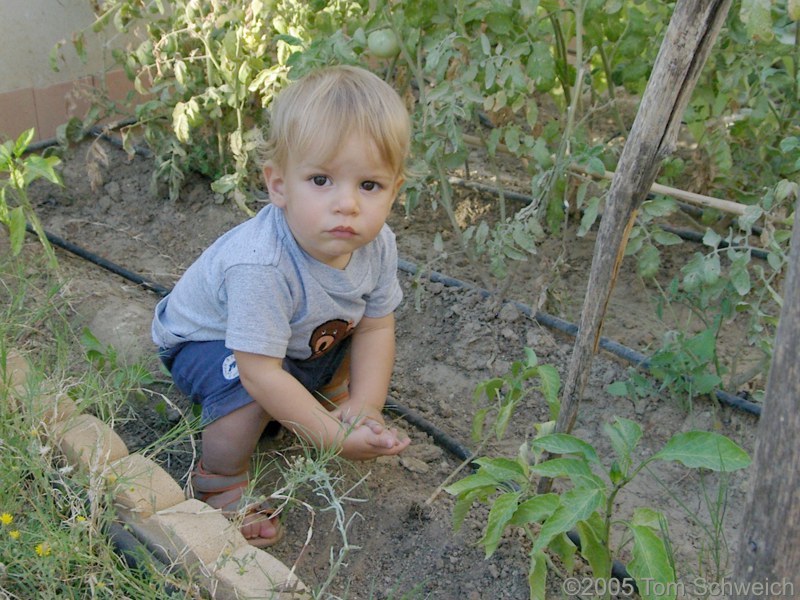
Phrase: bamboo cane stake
[{"left": 462, "top": 133, "right": 751, "bottom": 217}]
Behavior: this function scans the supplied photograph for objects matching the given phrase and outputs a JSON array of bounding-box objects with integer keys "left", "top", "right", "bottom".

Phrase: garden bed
[{"left": 29, "top": 138, "right": 758, "bottom": 599}]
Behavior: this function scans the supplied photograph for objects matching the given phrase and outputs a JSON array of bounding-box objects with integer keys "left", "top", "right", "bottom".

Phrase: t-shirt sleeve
[
  {"left": 363, "top": 227, "right": 403, "bottom": 318},
  {"left": 224, "top": 264, "right": 293, "bottom": 357}
]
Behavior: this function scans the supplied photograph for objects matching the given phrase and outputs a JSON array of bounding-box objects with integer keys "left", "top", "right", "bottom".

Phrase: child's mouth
[{"left": 329, "top": 226, "right": 356, "bottom": 238}]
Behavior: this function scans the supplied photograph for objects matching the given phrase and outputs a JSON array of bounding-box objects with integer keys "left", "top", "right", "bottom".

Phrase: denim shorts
[{"left": 159, "top": 339, "right": 350, "bottom": 425}]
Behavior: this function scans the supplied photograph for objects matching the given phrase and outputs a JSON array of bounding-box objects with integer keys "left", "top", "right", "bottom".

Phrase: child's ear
[
  {"left": 391, "top": 175, "right": 405, "bottom": 199},
  {"left": 262, "top": 163, "right": 286, "bottom": 207}
]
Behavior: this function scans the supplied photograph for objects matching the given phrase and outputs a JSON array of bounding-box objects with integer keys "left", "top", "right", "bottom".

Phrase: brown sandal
[{"left": 188, "top": 460, "right": 283, "bottom": 548}]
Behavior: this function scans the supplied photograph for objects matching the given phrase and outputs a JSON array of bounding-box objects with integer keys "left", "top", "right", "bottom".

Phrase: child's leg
[
  {"left": 164, "top": 341, "right": 281, "bottom": 546},
  {"left": 315, "top": 350, "right": 351, "bottom": 409},
  {"left": 200, "top": 401, "right": 270, "bottom": 475},
  {"left": 193, "top": 402, "right": 281, "bottom": 546}
]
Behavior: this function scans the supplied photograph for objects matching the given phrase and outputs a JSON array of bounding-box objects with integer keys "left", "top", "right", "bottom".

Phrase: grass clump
[{"left": 0, "top": 245, "right": 202, "bottom": 599}]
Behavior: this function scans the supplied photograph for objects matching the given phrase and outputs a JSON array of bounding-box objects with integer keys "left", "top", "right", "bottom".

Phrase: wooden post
[
  {"left": 542, "top": 0, "right": 733, "bottom": 480},
  {"left": 734, "top": 199, "right": 800, "bottom": 597}
]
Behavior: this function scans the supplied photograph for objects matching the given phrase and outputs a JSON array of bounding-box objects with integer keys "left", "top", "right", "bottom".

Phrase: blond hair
[{"left": 259, "top": 65, "right": 410, "bottom": 177}]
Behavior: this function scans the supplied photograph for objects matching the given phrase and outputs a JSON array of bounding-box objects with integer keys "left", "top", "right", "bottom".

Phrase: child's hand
[
  {"left": 332, "top": 403, "right": 385, "bottom": 430},
  {"left": 340, "top": 421, "right": 410, "bottom": 461}
]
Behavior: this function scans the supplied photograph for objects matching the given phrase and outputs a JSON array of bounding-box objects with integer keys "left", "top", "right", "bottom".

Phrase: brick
[
  {"left": 0, "top": 88, "right": 38, "bottom": 142},
  {"left": 212, "top": 544, "right": 310, "bottom": 600},
  {"left": 1, "top": 349, "right": 30, "bottom": 397},
  {"left": 32, "top": 77, "right": 93, "bottom": 140},
  {"left": 130, "top": 500, "right": 308, "bottom": 599},
  {"left": 25, "top": 391, "right": 78, "bottom": 427},
  {"left": 129, "top": 499, "right": 247, "bottom": 567},
  {"left": 109, "top": 453, "right": 185, "bottom": 520},
  {"left": 55, "top": 413, "right": 128, "bottom": 469}
]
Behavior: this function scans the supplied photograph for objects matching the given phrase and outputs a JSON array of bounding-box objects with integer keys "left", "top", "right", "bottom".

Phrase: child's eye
[
  {"left": 311, "top": 175, "right": 329, "bottom": 186},
  {"left": 361, "top": 181, "right": 380, "bottom": 191}
]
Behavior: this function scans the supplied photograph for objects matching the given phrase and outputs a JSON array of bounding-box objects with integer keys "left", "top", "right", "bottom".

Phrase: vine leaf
[
  {"left": 652, "top": 431, "right": 751, "bottom": 472},
  {"left": 627, "top": 524, "right": 676, "bottom": 600}
]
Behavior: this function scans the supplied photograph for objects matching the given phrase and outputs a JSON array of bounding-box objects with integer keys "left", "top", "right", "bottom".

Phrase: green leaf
[
  {"left": 532, "top": 489, "right": 603, "bottom": 554},
  {"left": 606, "top": 381, "right": 628, "bottom": 396},
  {"left": 452, "top": 489, "right": 482, "bottom": 531},
  {"left": 471, "top": 406, "right": 490, "bottom": 442},
  {"left": 729, "top": 254, "right": 752, "bottom": 296},
  {"left": 472, "top": 457, "right": 528, "bottom": 485},
  {"left": 641, "top": 196, "right": 676, "bottom": 217},
  {"left": 530, "top": 457, "right": 592, "bottom": 481},
  {"left": 652, "top": 229, "right": 683, "bottom": 246},
  {"left": 9, "top": 206, "right": 26, "bottom": 255},
  {"left": 691, "top": 372, "right": 721, "bottom": 394},
  {"left": 653, "top": 431, "right": 751, "bottom": 472},
  {"left": 172, "top": 102, "right": 191, "bottom": 143},
  {"left": 494, "top": 400, "right": 515, "bottom": 439},
  {"left": 627, "top": 525, "right": 676, "bottom": 600},
  {"left": 509, "top": 493, "right": 559, "bottom": 526},
  {"left": 631, "top": 507, "right": 665, "bottom": 530},
  {"left": 14, "top": 129, "right": 35, "bottom": 157},
  {"left": 530, "top": 433, "right": 599, "bottom": 464},
  {"left": 637, "top": 244, "right": 660, "bottom": 279},
  {"left": 537, "top": 364, "right": 561, "bottom": 420},
  {"left": 528, "top": 551, "right": 548, "bottom": 600},
  {"left": 576, "top": 512, "right": 611, "bottom": 580},
  {"left": 603, "top": 417, "right": 642, "bottom": 470},
  {"left": 701, "top": 253, "right": 720, "bottom": 284},
  {"left": 578, "top": 196, "right": 600, "bottom": 237},
  {"left": 480, "top": 491, "right": 520, "bottom": 557},
  {"left": 790, "top": 0, "right": 800, "bottom": 21},
  {"left": 24, "top": 155, "right": 62, "bottom": 186},
  {"left": 739, "top": 0, "right": 773, "bottom": 41},
  {"left": 684, "top": 328, "right": 716, "bottom": 363},
  {"left": 549, "top": 532, "right": 577, "bottom": 573},
  {"left": 702, "top": 228, "right": 722, "bottom": 249},
  {"left": 444, "top": 472, "right": 500, "bottom": 496}
]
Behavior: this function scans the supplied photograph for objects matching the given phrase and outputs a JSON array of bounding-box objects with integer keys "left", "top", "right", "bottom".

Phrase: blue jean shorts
[{"left": 159, "top": 339, "right": 350, "bottom": 425}]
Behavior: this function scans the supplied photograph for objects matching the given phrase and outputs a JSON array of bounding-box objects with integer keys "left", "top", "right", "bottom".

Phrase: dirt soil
[{"left": 27, "top": 137, "right": 759, "bottom": 599}]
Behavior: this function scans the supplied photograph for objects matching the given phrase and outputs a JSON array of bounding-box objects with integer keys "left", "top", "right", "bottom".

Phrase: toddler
[{"left": 152, "top": 65, "right": 411, "bottom": 547}]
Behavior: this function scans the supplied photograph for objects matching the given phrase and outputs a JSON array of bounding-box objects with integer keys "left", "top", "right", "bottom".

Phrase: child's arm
[
  {"left": 333, "top": 313, "right": 396, "bottom": 427},
  {"left": 234, "top": 350, "right": 406, "bottom": 460}
]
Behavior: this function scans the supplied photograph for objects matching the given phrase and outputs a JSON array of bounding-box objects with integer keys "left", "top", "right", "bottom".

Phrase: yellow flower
[
  {"left": 35, "top": 543, "right": 51, "bottom": 557},
  {"left": 76, "top": 516, "right": 86, "bottom": 523},
  {"left": 0, "top": 513, "right": 12, "bottom": 526},
  {"left": 9, "top": 530, "right": 20, "bottom": 540}
]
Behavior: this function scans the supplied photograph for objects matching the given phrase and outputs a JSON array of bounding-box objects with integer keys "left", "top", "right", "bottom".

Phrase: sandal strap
[{"left": 189, "top": 460, "right": 249, "bottom": 502}]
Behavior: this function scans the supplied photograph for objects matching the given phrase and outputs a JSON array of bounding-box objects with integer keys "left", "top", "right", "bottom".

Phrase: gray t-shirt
[{"left": 151, "top": 204, "right": 403, "bottom": 361}]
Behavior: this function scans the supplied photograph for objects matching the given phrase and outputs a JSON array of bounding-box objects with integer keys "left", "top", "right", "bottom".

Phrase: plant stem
[
  {"left": 598, "top": 43, "right": 626, "bottom": 135},
  {"left": 434, "top": 158, "right": 493, "bottom": 290}
]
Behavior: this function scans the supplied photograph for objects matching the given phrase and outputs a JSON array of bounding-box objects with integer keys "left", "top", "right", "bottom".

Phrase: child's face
[{"left": 263, "top": 134, "right": 403, "bottom": 269}]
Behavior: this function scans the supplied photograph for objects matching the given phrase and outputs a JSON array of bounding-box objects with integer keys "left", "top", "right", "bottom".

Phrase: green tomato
[{"left": 367, "top": 29, "right": 400, "bottom": 59}]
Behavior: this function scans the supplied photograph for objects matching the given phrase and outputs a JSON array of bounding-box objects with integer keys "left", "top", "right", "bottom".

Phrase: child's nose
[{"left": 335, "top": 188, "right": 360, "bottom": 214}]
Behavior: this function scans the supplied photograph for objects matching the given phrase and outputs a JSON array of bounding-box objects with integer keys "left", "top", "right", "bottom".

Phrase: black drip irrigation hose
[
  {"left": 397, "top": 259, "right": 762, "bottom": 417},
  {"left": 31, "top": 224, "right": 171, "bottom": 297},
  {"left": 33, "top": 224, "right": 761, "bottom": 415},
  {"left": 23, "top": 126, "right": 761, "bottom": 585},
  {"left": 26, "top": 130, "right": 766, "bottom": 415},
  {"left": 384, "top": 401, "right": 473, "bottom": 463},
  {"left": 35, "top": 230, "right": 754, "bottom": 590},
  {"left": 447, "top": 176, "right": 771, "bottom": 261}
]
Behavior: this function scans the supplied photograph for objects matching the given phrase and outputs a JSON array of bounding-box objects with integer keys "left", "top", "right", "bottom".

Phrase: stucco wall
[
  {"left": 0, "top": 0, "right": 109, "bottom": 93},
  {"left": 0, "top": 0, "right": 140, "bottom": 142}
]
